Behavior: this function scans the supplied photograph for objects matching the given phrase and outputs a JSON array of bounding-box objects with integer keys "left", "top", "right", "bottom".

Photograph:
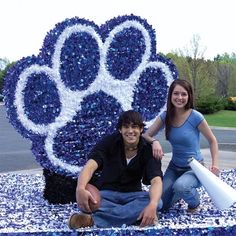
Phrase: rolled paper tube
[{"left": 188, "top": 157, "right": 236, "bottom": 210}]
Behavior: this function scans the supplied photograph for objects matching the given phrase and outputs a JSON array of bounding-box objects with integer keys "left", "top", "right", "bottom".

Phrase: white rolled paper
[{"left": 188, "top": 157, "right": 236, "bottom": 210}]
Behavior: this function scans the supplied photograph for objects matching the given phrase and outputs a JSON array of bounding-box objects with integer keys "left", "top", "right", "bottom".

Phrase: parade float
[{"left": 1, "top": 15, "right": 235, "bottom": 235}]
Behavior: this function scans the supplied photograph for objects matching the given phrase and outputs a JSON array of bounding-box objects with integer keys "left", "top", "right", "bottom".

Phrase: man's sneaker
[
  {"left": 187, "top": 204, "right": 200, "bottom": 213},
  {"left": 68, "top": 213, "right": 94, "bottom": 229}
]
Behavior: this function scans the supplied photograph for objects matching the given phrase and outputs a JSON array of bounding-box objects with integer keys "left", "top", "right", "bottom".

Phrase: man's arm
[
  {"left": 76, "top": 159, "right": 98, "bottom": 212},
  {"left": 138, "top": 176, "right": 162, "bottom": 227},
  {"left": 149, "top": 176, "right": 163, "bottom": 207}
]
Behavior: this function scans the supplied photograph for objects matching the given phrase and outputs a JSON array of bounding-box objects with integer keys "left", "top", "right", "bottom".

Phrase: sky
[{"left": 1, "top": 0, "right": 235, "bottom": 62}]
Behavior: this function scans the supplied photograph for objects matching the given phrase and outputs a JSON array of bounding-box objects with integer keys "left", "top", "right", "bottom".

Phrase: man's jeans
[
  {"left": 92, "top": 190, "right": 162, "bottom": 227},
  {"left": 162, "top": 161, "right": 201, "bottom": 211}
]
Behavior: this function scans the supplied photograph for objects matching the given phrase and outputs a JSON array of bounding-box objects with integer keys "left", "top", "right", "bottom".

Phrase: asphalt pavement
[{"left": 0, "top": 103, "right": 235, "bottom": 174}]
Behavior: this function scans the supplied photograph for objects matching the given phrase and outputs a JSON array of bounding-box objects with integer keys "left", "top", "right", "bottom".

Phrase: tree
[
  {"left": 184, "top": 35, "right": 207, "bottom": 99},
  {"left": 176, "top": 34, "right": 215, "bottom": 100},
  {"left": 196, "top": 59, "right": 216, "bottom": 98},
  {"left": 0, "top": 61, "right": 15, "bottom": 94},
  {"left": 166, "top": 52, "right": 191, "bottom": 81},
  {"left": 214, "top": 53, "right": 236, "bottom": 97},
  {"left": 215, "top": 62, "right": 232, "bottom": 97}
]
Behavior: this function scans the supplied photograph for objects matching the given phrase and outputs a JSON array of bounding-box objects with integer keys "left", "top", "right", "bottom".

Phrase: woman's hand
[
  {"left": 209, "top": 165, "right": 220, "bottom": 176},
  {"left": 152, "top": 140, "right": 164, "bottom": 160}
]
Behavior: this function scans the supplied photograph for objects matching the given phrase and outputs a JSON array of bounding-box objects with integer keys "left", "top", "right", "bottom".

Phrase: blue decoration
[
  {"left": 0, "top": 169, "right": 235, "bottom": 235},
  {"left": 3, "top": 15, "right": 178, "bottom": 177}
]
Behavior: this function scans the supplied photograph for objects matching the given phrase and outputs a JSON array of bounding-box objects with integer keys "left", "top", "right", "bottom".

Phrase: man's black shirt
[{"left": 88, "top": 132, "right": 163, "bottom": 192}]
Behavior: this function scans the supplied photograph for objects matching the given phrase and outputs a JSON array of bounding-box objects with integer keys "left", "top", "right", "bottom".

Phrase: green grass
[{"left": 204, "top": 110, "right": 236, "bottom": 128}]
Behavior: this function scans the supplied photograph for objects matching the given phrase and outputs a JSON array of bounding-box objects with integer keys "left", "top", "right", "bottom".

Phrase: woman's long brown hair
[{"left": 165, "top": 79, "right": 194, "bottom": 140}]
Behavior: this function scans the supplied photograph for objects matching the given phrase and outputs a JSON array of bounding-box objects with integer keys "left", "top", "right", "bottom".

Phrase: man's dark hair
[{"left": 116, "top": 110, "right": 145, "bottom": 130}]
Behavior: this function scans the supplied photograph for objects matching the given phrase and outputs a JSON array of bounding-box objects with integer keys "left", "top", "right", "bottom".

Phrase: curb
[
  {"left": 0, "top": 168, "right": 43, "bottom": 175},
  {"left": 210, "top": 126, "right": 236, "bottom": 131}
]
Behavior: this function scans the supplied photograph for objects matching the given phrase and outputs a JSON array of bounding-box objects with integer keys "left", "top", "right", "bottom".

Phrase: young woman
[{"left": 142, "top": 79, "right": 219, "bottom": 211}]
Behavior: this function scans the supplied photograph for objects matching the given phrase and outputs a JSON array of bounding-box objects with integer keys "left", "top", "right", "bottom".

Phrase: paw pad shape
[{"left": 4, "top": 15, "right": 178, "bottom": 177}]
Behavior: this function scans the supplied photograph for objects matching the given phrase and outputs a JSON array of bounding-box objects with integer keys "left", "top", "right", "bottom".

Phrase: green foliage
[
  {"left": 165, "top": 50, "right": 236, "bottom": 112},
  {"left": 166, "top": 53, "right": 216, "bottom": 101},
  {"left": 214, "top": 52, "right": 236, "bottom": 62},
  {"left": 227, "top": 64, "right": 236, "bottom": 96},
  {"left": 0, "top": 61, "right": 15, "bottom": 94},
  {"left": 0, "top": 70, "right": 4, "bottom": 95},
  {"left": 196, "top": 96, "right": 225, "bottom": 114}
]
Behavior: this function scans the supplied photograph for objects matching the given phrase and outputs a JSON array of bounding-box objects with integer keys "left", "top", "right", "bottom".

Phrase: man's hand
[
  {"left": 137, "top": 203, "right": 158, "bottom": 227},
  {"left": 76, "top": 187, "right": 97, "bottom": 213},
  {"left": 76, "top": 159, "right": 99, "bottom": 212}
]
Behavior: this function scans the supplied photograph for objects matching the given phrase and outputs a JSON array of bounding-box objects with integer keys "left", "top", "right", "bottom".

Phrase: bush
[{"left": 196, "top": 96, "right": 225, "bottom": 114}]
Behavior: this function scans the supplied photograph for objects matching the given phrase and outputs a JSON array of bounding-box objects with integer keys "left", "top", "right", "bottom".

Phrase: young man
[{"left": 68, "top": 110, "right": 163, "bottom": 228}]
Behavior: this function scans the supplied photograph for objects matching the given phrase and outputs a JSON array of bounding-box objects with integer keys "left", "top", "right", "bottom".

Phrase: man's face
[{"left": 119, "top": 123, "right": 143, "bottom": 147}]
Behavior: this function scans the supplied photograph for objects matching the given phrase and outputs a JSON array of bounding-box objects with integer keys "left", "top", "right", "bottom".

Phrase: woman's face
[{"left": 171, "top": 84, "right": 189, "bottom": 109}]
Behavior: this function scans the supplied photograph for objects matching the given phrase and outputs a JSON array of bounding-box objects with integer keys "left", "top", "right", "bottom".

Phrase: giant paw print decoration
[{"left": 4, "top": 15, "right": 178, "bottom": 177}]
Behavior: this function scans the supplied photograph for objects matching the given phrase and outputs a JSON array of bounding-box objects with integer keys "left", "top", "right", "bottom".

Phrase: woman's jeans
[
  {"left": 91, "top": 190, "right": 163, "bottom": 228},
  {"left": 162, "top": 161, "right": 201, "bottom": 211}
]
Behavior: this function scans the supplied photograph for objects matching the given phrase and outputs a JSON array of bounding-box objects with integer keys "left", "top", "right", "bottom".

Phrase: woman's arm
[
  {"left": 198, "top": 119, "right": 219, "bottom": 175},
  {"left": 142, "top": 117, "right": 164, "bottom": 159}
]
